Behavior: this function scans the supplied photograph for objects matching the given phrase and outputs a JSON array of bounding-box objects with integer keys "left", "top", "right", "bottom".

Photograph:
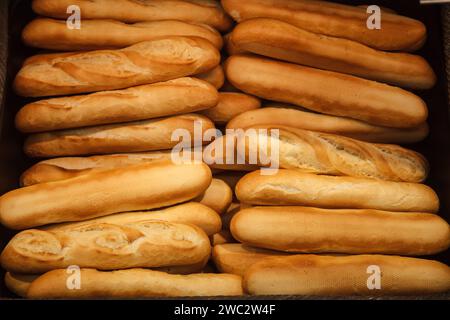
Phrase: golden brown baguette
[
  {"left": 1, "top": 220, "right": 211, "bottom": 274},
  {"left": 213, "top": 244, "right": 288, "bottom": 276},
  {"left": 0, "top": 161, "right": 212, "bottom": 230},
  {"left": 214, "top": 172, "right": 247, "bottom": 193},
  {"left": 19, "top": 150, "right": 209, "bottom": 187},
  {"left": 227, "top": 106, "right": 429, "bottom": 144},
  {"left": 16, "top": 78, "right": 218, "bottom": 133},
  {"left": 201, "top": 92, "right": 261, "bottom": 125},
  {"left": 14, "top": 36, "right": 220, "bottom": 97},
  {"left": 231, "top": 206, "right": 450, "bottom": 255},
  {"left": 196, "top": 65, "right": 225, "bottom": 89},
  {"left": 5, "top": 273, "right": 38, "bottom": 298},
  {"left": 32, "top": 0, "right": 233, "bottom": 32},
  {"left": 195, "top": 179, "right": 233, "bottom": 215},
  {"left": 228, "top": 18, "right": 435, "bottom": 89},
  {"left": 22, "top": 18, "right": 224, "bottom": 51},
  {"left": 44, "top": 202, "right": 221, "bottom": 236},
  {"left": 27, "top": 268, "right": 243, "bottom": 298},
  {"left": 209, "top": 127, "right": 429, "bottom": 183},
  {"left": 244, "top": 254, "right": 450, "bottom": 296},
  {"left": 236, "top": 170, "right": 439, "bottom": 213},
  {"left": 225, "top": 55, "right": 428, "bottom": 128},
  {"left": 24, "top": 114, "right": 215, "bottom": 158},
  {"left": 221, "top": 0, "right": 426, "bottom": 51}
]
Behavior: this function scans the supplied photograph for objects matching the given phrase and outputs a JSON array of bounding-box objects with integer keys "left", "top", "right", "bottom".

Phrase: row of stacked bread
[
  {"left": 0, "top": 0, "right": 449, "bottom": 297},
  {"left": 1, "top": 0, "right": 243, "bottom": 298}
]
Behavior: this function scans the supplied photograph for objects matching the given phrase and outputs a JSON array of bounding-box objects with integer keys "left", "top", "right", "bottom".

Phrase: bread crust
[
  {"left": 22, "top": 18, "right": 224, "bottom": 51},
  {"left": 14, "top": 36, "right": 220, "bottom": 97},
  {"left": 231, "top": 206, "right": 450, "bottom": 255},
  {"left": 44, "top": 202, "right": 221, "bottom": 236},
  {"left": 16, "top": 78, "right": 218, "bottom": 133},
  {"left": 201, "top": 92, "right": 261, "bottom": 125},
  {"left": 195, "top": 179, "right": 233, "bottom": 215},
  {"left": 235, "top": 170, "right": 439, "bottom": 213},
  {"left": 196, "top": 65, "right": 225, "bottom": 89},
  {"left": 24, "top": 114, "right": 215, "bottom": 158},
  {"left": 244, "top": 254, "right": 450, "bottom": 295},
  {"left": 227, "top": 106, "right": 429, "bottom": 144},
  {"left": 1, "top": 220, "right": 211, "bottom": 273},
  {"left": 0, "top": 161, "right": 212, "bottom": 230},
  {"left": 33, "top": 0, "right": 233, "bottom": 32},
  {"left": 225, "top": 55, "right": 428, "bottom": 128},
  {"left": 212, "top": 244, "right": 288, "bottom": 276},
  {"left": 221, "top": 0, "right": 426, "bottom": 51},
  {"left": 228, "top": 18, "right": 435, "bottom": 89},
  {"left": 27, "top": 268, "right": 243, "bottom": 298}
]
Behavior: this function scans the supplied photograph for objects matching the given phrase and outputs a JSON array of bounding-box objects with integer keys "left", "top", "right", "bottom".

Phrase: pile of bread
[{"left": 0, "top": 0, "right": 449, "bottom": 298}]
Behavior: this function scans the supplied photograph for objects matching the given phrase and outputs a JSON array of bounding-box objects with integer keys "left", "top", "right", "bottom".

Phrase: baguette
[
  {"left": 16, "top": 78, "right": 218, "bottom": 133},
  {"left": 20, "top": 150, "right": 207, "bottom": 187},
  {"left": 221, "top": 0, "right": 426, "bottom": 51},
  {"left": 231, "top": 206, "right": 450, "bottom": 255},
  {"left": 24, "top": 114, "right": 215, "bottom": 158},
  {"left": 244, "top": 254, "right": 450, "bottom": 296},
  {"left": 196, "top": 65, "right": 225, "bottom": 89},
  {"left": 27, "top": 268, "right": 243, "bottom": 298},
  {"left": 32, "top": 0, "right": 233, "bottom": 32},
  {"left": 23, "top": 18, "right": 224, "bottom": 51},
  {"left": 5, "top": 273, "right": 38, "bottom": 298},
  {"left": 214, "top": 172, "right": 247, "bottom": 193},
  {"left": 1, "top": 220, "right": 211, "bottom": 274},
  {"left": 227, "top": 106, "right": 429, "bottom": 144},
  {"left": 201, "top": 92, "right": 261, "bottom": 125},
  {"left": 4, "top": 261, "right": 208, "bottom": 297},
  {"left": 225, "top": 55, "right": 427, "bottom": 128},
  {"left": 228, "top": 18, "right": 435, "bottom": 89},
  {"left": 0, "top": 161, "right": 212, "bottom": 230},
  {"left": 235, "top": 170, "right": 439, "bottom": 213},
  {"left": 213, "top": 127, "right": 429, "bottom": 183},
  {"left": 213, "top": 244, "right": 288, "bottom": 276},
  {"left": 195, "top": 179, "right": 233, "bottom": 215},
  {"left": 14, "top": 36, "right": 220, "bottom": 97},
  {"left": 44, "top": 202, "right": 222, "bottom": 236}
]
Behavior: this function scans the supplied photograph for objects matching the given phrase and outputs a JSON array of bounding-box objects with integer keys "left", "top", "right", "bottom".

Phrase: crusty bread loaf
[
  {"left": 32, "top": 0, "right": 233, "bottom": 32},
  {"left": 22, "top": 18, "right": 224, "bottom": 51},
  {"left": 196, "top": 65, "right": 225, "bottom": 89},
  {"left": 227, "top": 106, "right": 429, "bottom": 144},
  {"left": 0, "top": 161, "right": 212, "bottom": 230},
  {"left": 27, "top": 268, "right": 243, "bottom": 298},
  {"left": 201, "top": 92, "right": 261, "bottom": 125},
  {"left": 5, "top": 273, "right": 38, "bottom": 298},
  {"left": 236, "top": 170, "right": 439, "bottom": 213},
  {"left": 231, "top": 206, "right": 450, "bottom": 255},
  {"left": 244, "top": 254, "right": 450, "bottom": 296},
  {"left": 1, "top": 220, "right": 211, "bottom": 273},
  {"left": 20, "top": 150, "right": 208, "bottom": 187},
  {"left": 210, "top": 127, "right": 429, "bottom": 183},
  {"left": 225, "top": 55, "right": 428, "bottom": 128},
  {"left": 228, "top": 18, "right": 435, "bottom": 89},
  {"left": 212, "top": 230, "right": 236, "bottom": 246},
  {"left": 221, "top": 0, "right": 426, "bottom": 51},
  {"left": 213, "top": 244, "right": 288, "bottom": 276},
  {"left": 24, "top": 114, "right": 215, "bottom": 158},
  {"left": 14, "top": 36, "right": 220, "bottom": 97},
  {"left": 195, "top": 179, "right": 233, "bottom": 214},
  {"left": 44, "top": 202, "right": 221, "bottom": 236},
  {"left": 16, "top": 78, "right": 218, "bottom": 133}
]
